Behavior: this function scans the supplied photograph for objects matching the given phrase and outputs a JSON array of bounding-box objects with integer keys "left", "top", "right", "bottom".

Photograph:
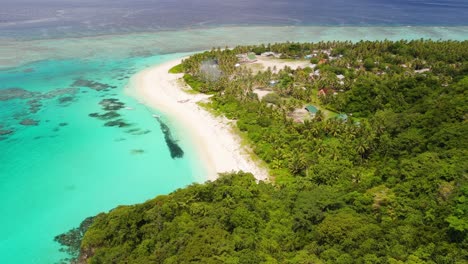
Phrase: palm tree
[{"left": 314, "top": 110, "right": 324, "bottom": 122}]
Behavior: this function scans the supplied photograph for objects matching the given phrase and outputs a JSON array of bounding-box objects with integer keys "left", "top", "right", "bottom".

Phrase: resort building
[
  {"left": 305, "top": 105, "right": 318, "bottom": 117},
  {"left": 337, "top": 113, "right": 348, "bottom": 122},
  {"left": 318, "top": 88, "right": 336, "bottom": 97}
]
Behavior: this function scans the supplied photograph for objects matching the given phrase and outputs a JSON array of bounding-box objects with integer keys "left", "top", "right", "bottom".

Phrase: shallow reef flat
[{"left": 1, "top": 26, "right": 467, "bottom": 69}]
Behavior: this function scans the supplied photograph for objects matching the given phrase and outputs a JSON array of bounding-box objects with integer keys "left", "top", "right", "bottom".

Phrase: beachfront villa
[
  {"left": 236, "top": 53, "right": 257, "bottom": 63},
  {"left": 305, "top": 105, "right": 318, "bottom": 117},
  {"left": 261, "top": 52, "right": 281, "bottom": 58},
  {"left": 337, "top": 113, "right": 348, "bottom": 121},
  {"left": 318, "top": 88, "right": 336, "bottom": 97}
]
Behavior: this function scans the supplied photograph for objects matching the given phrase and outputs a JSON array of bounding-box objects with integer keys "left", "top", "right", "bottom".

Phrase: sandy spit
[{"left": 127, "top": 58, "right": 269, "bottom": 182}]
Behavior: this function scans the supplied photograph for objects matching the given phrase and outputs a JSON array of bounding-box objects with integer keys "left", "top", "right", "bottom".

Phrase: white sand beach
[{"left": 127, "top": 59, "right": 269, "bottom": 182}]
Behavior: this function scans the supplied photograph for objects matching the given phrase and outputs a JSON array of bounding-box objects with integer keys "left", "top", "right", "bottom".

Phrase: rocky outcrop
[{"left": 54, "top": 216, "right": 95, "bottom": 264}]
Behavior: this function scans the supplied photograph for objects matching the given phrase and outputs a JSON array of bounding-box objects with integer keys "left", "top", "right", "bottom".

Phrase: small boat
[
  {"left": 152, "top": 114, "right": 160, "bottom": 118},
  {"left": 177, "top": 99, "right": 190, "bottom": 103},
  {"left": 125, "top": 107, "right": 134, "bottom": 110}
]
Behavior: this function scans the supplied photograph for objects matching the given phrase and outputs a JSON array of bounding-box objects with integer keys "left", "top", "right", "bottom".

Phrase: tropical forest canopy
[{"left": 75, "top": 40, "right": 467, "bottom": 263}]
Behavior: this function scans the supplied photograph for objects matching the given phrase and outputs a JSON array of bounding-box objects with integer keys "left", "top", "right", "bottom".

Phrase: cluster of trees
[
  {"left": 77, "top": 41, "right": 467, "bottom": 263},
  {"left": 78, "top": 172, "right": 467, "bottom": 264}
]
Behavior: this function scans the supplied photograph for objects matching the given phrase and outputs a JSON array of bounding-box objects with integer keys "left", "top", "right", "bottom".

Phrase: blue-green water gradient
[
  {"left": 0, "top": 25, "right": 467, "bottom": 263},
  {"left": 0, "top": 53, "right": 205, "bottom": 263}
]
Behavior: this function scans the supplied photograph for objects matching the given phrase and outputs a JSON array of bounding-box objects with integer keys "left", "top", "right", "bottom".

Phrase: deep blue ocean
[
  {"left": 1, "top": 0, "right": 467, "bottom": 39},
  {"left": 0, "top": 1, "right": 468, "bottom": 263}
]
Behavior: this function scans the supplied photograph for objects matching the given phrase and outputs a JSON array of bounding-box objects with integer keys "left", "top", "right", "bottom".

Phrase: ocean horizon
[
  {"left": 1, "top": 1, "right": 468, "bottom": 262},
  {"left": 1, "top": 0, "right": 468, "bottom": 40}
]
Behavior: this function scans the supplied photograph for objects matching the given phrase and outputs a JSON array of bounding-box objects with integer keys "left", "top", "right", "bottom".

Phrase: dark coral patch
[
  {"left": 131, "top": 149, "right": 145, "bottom": 155},
  {"left": 19, "top": 119, "right": 39, "bottom": 126},
  {"left": 41, "top": 88, "right": 78, "bottom": 99},
  {"left": 100, "top": 111, "right": 121, "bottom": 120},
  {"left": 89, "top": 111, "right": 121, "bottom": 120},
  {"left": 99, "top": 98, "right": 125, "bottom": 111},
  {"left": 27, "top": 99, "right": 42, "bottom": 113},
  {"left": 0, "top": 88, "right": 38, "bottom": 101},
  {"left": 125, "top": 128, "right": 140, "bottom": 133},
  {"left": 1, "top": 87, "right": 78, "bottom": 115},
  {"left": 104, "top": 119, "right": 131, "bottom": 128},
  {"left": 72, "top": 79, "right": 113, "bottom": 91},
  {"left": 58, "top": 96, "right": 75, "bottom": 104},
  {"left": 55, "top": 216, "right": 95, "bottom": 263},
  {"left": 0, "top": 129, "right": 14, "bottom": 136},
  {"left": 125, "top": 129, "right": 151, "bottom": 135},
  {"left": 156, "top": 119, "right": 184, "bottom": 159}
]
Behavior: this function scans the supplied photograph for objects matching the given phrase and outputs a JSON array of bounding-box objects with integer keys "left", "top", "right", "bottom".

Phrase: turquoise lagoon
[
  {"left": 0, "top": 26, "right": 467, "bottom": 263},
  {"left": 0, "top": 53, "right": 206, "bottom": 263}
]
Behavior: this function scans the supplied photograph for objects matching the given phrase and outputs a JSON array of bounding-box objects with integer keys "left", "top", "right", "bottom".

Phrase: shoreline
[{"left": 126, "top": 58, "right": 269, "bottom": 182}]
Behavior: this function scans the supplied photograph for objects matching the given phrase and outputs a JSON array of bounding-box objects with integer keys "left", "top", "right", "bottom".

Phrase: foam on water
[{"left": 0, "top": 26, "right": 467, "bottom": 263}]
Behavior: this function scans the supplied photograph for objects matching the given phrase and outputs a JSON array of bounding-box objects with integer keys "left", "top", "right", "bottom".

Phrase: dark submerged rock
[
  {"left": 27, "top": 99, "right": 42, "bottom": 113},
  {"left": 0, "top": 129, "right": 14, "bottom": 136},
  {"left": 0, "top": 88, "right": 37, "bottom": 101},
  {"left": 156, "top": 119, "right": 184, "bottom": 159},
  {"left": 100, "top": 111, "right": 121, "bottom": 120},
  {"left": 131, "top": 149, "right": 145, "bottom": 154},
  {"left": 1, "top": 88, "right": 78, "bottom": 114},
  {"left": 131, "top": 129, "right": 151, "bottom": 135},
  {"left": 41, "top": 88, "right": 78, "bottom": 99},
  {"left": 125, "top": 128, "right": 140, "bottom": 133},
  {"left": 104, "top": 119, "right": 131, "bottom": 128},
  {"left": 88, "top": 111, "right": 121, "bottom": 120},
  {"left": 125, "top": 128, "right": 151, "bottom": 135},
  {"left": 72, "top": 79, "right": 112, "bottom": 91},
  {"left": 19, "top": 119, "right": 39, "bottom": 126},
  {"left": 58, "top": 96, "right": 75, "bottom": 104},
  {"left": 59, "top": 122, "right": 68, "bottom": 127},
  {"left": 99, "top": 98, "right": 125, "bottom": 111}
]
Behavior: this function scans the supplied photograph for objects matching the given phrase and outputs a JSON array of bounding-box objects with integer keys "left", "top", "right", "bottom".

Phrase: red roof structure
[{"left": 318, "top": 88, "right": 335, "bottom": 97}]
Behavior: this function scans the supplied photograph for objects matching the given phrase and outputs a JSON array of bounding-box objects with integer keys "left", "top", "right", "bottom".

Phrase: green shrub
[
  {"left": 183, "top": 74, "right": 205, "bottom": 91},
  {"left": 168, "top": 64, "right": 184, "bottom": 73},
  {"left": 262, "top": 92, "right": 281, "bottom": 105}
]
